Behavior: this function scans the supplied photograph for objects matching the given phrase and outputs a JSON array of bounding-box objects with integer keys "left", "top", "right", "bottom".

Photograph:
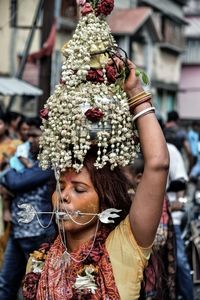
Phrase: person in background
[
  {"left": 158, "top": 114, "right": 193, "bottom": 300},
  {"left": 9, "top": 117, "right": 39, "bottom": 173},
  {"left": 0, "top": 114, "right": 21, "bottom": 172},
  {"left": 167, "top": 143, "right": 194, "bottom": 300},
  {"left": 124, "top": 157, "right": 176, "bottom": 300},
  {"left": 164, "top": 111, "right": 192, "bottom": 171},
  {"left": 0, "top": 125, "right": 56, "bottom": 300},
  {"left": 5, "top": 111, "right": 22, "bottom": 140},
  {"left": 187, "top": 121, "right": 200, "bottom": 182},
  {"left": 3, "top": 117, "right": 31, "bottom": 225},
  {"left": 0, "top": 113, "right": 21, "bottom": 236}
]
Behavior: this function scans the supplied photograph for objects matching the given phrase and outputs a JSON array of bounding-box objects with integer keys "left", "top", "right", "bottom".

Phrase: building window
[
  {"left": 161, "top": 17, "right": 184, "bottom": 49},
  {"left": 167, "top": 92, "right": 176, "bottom": 111},
  {"left": 182, "top": 39, "right": 200, "bottom": 64}
]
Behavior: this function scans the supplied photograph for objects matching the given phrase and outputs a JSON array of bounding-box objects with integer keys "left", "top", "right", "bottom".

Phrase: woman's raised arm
[{"left": 124, "top": 61, "right": 169, "bottom": 248}]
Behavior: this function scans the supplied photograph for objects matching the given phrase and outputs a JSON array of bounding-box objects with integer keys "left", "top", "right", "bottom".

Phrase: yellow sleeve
[{"left": 106, "top": 215, "right": 152, "bottom": 300}]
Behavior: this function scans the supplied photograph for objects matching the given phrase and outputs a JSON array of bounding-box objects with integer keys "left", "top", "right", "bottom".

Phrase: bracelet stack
[
  {"left": 132, "top": 107, "right": 155, "bottom": 122},
  {"left": 128, "top": 91, "right": 152, "bottom": 114}
]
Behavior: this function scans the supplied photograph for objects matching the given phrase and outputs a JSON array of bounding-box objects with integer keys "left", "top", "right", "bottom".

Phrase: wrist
[
  {"left": 126, "top": 87, "right": 144, "bottom": 99},
  {"left": 133, "top": 102, "right": 152, "bottom": 114}
]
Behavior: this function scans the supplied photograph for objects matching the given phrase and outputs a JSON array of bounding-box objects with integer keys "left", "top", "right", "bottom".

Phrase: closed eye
[{"left": 74, "top": 187, "right": 86, "bottom": 193}]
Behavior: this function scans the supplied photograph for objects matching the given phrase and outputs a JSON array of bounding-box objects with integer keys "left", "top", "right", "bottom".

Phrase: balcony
[{"left": 159, "top": 18, "right": 185, "bottom": 53}]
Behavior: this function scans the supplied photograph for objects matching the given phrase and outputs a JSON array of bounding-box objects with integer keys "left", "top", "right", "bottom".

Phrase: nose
[{"left": 62, "top": 191, "right": 70, "bottom": 203}]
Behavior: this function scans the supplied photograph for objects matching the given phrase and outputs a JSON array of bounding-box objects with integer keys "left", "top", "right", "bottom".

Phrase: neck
[{"left": 65, "top": 223, "right": 99, "bottom": 253}]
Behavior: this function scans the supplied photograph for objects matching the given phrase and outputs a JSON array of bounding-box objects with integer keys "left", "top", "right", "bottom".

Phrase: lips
[{"left": 55, "top": 210, "right": 80, "bottom": 221}]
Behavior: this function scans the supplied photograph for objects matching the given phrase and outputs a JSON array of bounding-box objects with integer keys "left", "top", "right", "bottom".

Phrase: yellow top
[{"left": 106, "top": 216, "right": 152, "bottom": 300}]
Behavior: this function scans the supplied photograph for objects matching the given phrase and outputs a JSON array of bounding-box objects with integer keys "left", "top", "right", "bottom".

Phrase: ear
[{"left": 136, "top": 173, "right": 143, "bottom": 185}]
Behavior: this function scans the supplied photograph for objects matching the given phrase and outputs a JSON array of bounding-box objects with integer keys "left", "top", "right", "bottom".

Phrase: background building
[
  {"left": 1, "top": 0, "right": 199, "bottom": 121},
  {"left": 178, "top": 0, "right": 200, "bottom": 120},
  {"left": 113, "top": 0, "right": 188, "bottom": 119}
]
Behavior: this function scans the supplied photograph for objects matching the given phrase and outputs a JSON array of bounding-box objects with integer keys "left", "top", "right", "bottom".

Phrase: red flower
[
  {"left": 106, "top": 65, "right": 117, "bottom": 83},
  {"left": 60, "top": 78, "right": 65, "bottom": 84},
  {"left": 23, "top": 272, "right": 41, "bottom": 300},
  {"left": 86, "top": 69, "right": 104, "bottom": 83},
  {"left": 40, "top": 108, "right": 49, "bottom": 120},
  {"left": 85, "top": 108, "right": 104, "bottom": 122},
  {"left": 39, "top": 243, "right": 50, "bottom": 252},
  {"left": 81, "top": 3, "right": 93, "bottom": 16},
  {"left": 96, "top": 0, "right": 114, "bottom": 16}
]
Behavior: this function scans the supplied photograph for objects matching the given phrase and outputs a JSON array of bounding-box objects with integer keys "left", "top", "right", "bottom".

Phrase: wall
[
  {"left": 0, "top": 0, "right": 41, "bottom": 76},
  {"left": 178, "top": 65, "right": 200, "bottom": 119},
  {"left": 154, "top": 48, "right": 181, "bottom": 84}
]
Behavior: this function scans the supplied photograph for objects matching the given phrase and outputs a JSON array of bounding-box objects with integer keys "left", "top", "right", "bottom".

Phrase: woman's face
[{"left": 52, "top": 167, "right": 100, "bottom": 233}]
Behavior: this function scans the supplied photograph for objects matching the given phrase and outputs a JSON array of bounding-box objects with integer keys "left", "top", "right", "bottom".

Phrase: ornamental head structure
[{"left": 39, "top": 0, "right": 140, "bottom": 173}]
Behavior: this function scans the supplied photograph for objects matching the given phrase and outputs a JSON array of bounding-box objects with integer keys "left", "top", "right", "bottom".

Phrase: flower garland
[
  {"left": 22, "top": 243, "right": 50, "bottom": 300},
  {"left": 39, "top": 0, "right": 139, "bottom": 172}
]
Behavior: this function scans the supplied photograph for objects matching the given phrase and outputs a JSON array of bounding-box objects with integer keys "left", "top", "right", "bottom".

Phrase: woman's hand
[
  {"left": 123, "top": 60, "right": 144, "bottom": 99},
  {"left": 109, "top": 57, "right": 144, "bottom": 98}
]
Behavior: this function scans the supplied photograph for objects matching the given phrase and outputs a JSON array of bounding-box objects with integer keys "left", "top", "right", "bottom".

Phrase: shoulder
[
  {"left": 106, "top": 216, "right": 152, "bottom": 263},
  {"left": 105, "top": 216, "right": 152, "bottom": 299}
]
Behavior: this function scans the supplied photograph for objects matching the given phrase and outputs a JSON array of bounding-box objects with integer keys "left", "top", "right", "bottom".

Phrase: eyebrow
[{"left": 59, "top": 179, "right": 90, "bottom": 187}]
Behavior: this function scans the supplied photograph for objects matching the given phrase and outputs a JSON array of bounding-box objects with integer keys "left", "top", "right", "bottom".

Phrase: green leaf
[
  {"left": 141, "top": 72, "right": 150, "bottom": 85},
  {"left": 135, "top": 68, "right": 141, "bottom": 77}
]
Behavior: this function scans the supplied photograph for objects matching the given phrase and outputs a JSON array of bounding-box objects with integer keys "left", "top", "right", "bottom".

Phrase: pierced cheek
[
  {"left": 52, "top": 193, "right": 59, "bottom": 207},
  {"left": 82, "top": 202, "right": 99, "bottom": 213}
]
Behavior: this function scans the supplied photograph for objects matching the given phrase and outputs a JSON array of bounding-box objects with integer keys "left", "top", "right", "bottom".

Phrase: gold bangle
[
  {"left": 129, "top": 98, "right": 152, "bottom": 114},
  {"left": 128, "top": 91, "right": 151, "bottom": 104},
  {"left": 128, "top": 93, "right": 152, "bottom": 106},
  {"left": 129, "top": 91, "right": 146, "bottom": 100},
  {"left": 128, "top": 91, "right": 146, "bottom": 103},
  {"left": 129, "top": 95, "right": 152, "bottom": 107},
  {"left": 129, "top": 96, "right": 152, "bottom": 109}
]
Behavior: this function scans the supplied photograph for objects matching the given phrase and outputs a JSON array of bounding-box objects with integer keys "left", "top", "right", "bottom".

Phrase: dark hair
[
  {"left": 83, "top": 146, "right": 131, "bottom": 225},
  {"left": 17, "top": 116, "right": 30, "bottom": 131},
  {"left": 27, "top": 117, "right": 42, "bottom": 129},
  {"left": 0, "top": 112, "right": 7, "bottom": 123},
  {"left": 127, "top": 155, "right": 144, "bottom": 176},
  {"left": 167, "top": 111, "right": 179, "bottom": 122},
  {"left": 5, "top": 111, "right": 22, "bottom": 124}
]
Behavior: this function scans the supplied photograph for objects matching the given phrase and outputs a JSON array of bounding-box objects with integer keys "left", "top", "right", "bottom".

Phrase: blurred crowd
[
  {"left": 0, "top": 109, "right": 199, "bottom": 299},
  {"left": 0, "top": 111, "right": 55, "bottom": 299}
]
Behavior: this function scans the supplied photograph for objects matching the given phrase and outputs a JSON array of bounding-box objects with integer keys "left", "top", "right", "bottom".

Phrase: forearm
[
  {"left": 134, "top": 102, "right": 169, "bottom": 170},
  {"left": 126, "top": 89, "right": 169, "bottom": 246},
  {"left": 4, "top": 167, "right": 53, "bottom": 192}
]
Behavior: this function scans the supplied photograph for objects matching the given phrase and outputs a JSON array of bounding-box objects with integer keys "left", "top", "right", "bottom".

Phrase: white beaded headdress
[{"left": 39, "top": 0, "right": 140, "bottom": 172}]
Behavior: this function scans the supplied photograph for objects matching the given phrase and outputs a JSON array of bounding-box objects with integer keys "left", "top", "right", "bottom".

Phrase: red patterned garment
[{"left": 36, "top": 227, "right": 120, "bottom": 300}]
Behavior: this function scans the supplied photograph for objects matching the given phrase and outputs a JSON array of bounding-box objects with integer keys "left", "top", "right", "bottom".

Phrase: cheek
[
  {"left": 52, "top": 192, "right": 59, "bottom": 208},
  {"left": 80, "top": 194, "right": 99, "bottom": 213}
]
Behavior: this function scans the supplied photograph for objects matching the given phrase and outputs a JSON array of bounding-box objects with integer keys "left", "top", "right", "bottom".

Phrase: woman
[
  {"left": 22, "top": 1, "right": 169, "bottom": 299},
  {"left": 22, "top": 60, "right": 169, "bottom": 300}
]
